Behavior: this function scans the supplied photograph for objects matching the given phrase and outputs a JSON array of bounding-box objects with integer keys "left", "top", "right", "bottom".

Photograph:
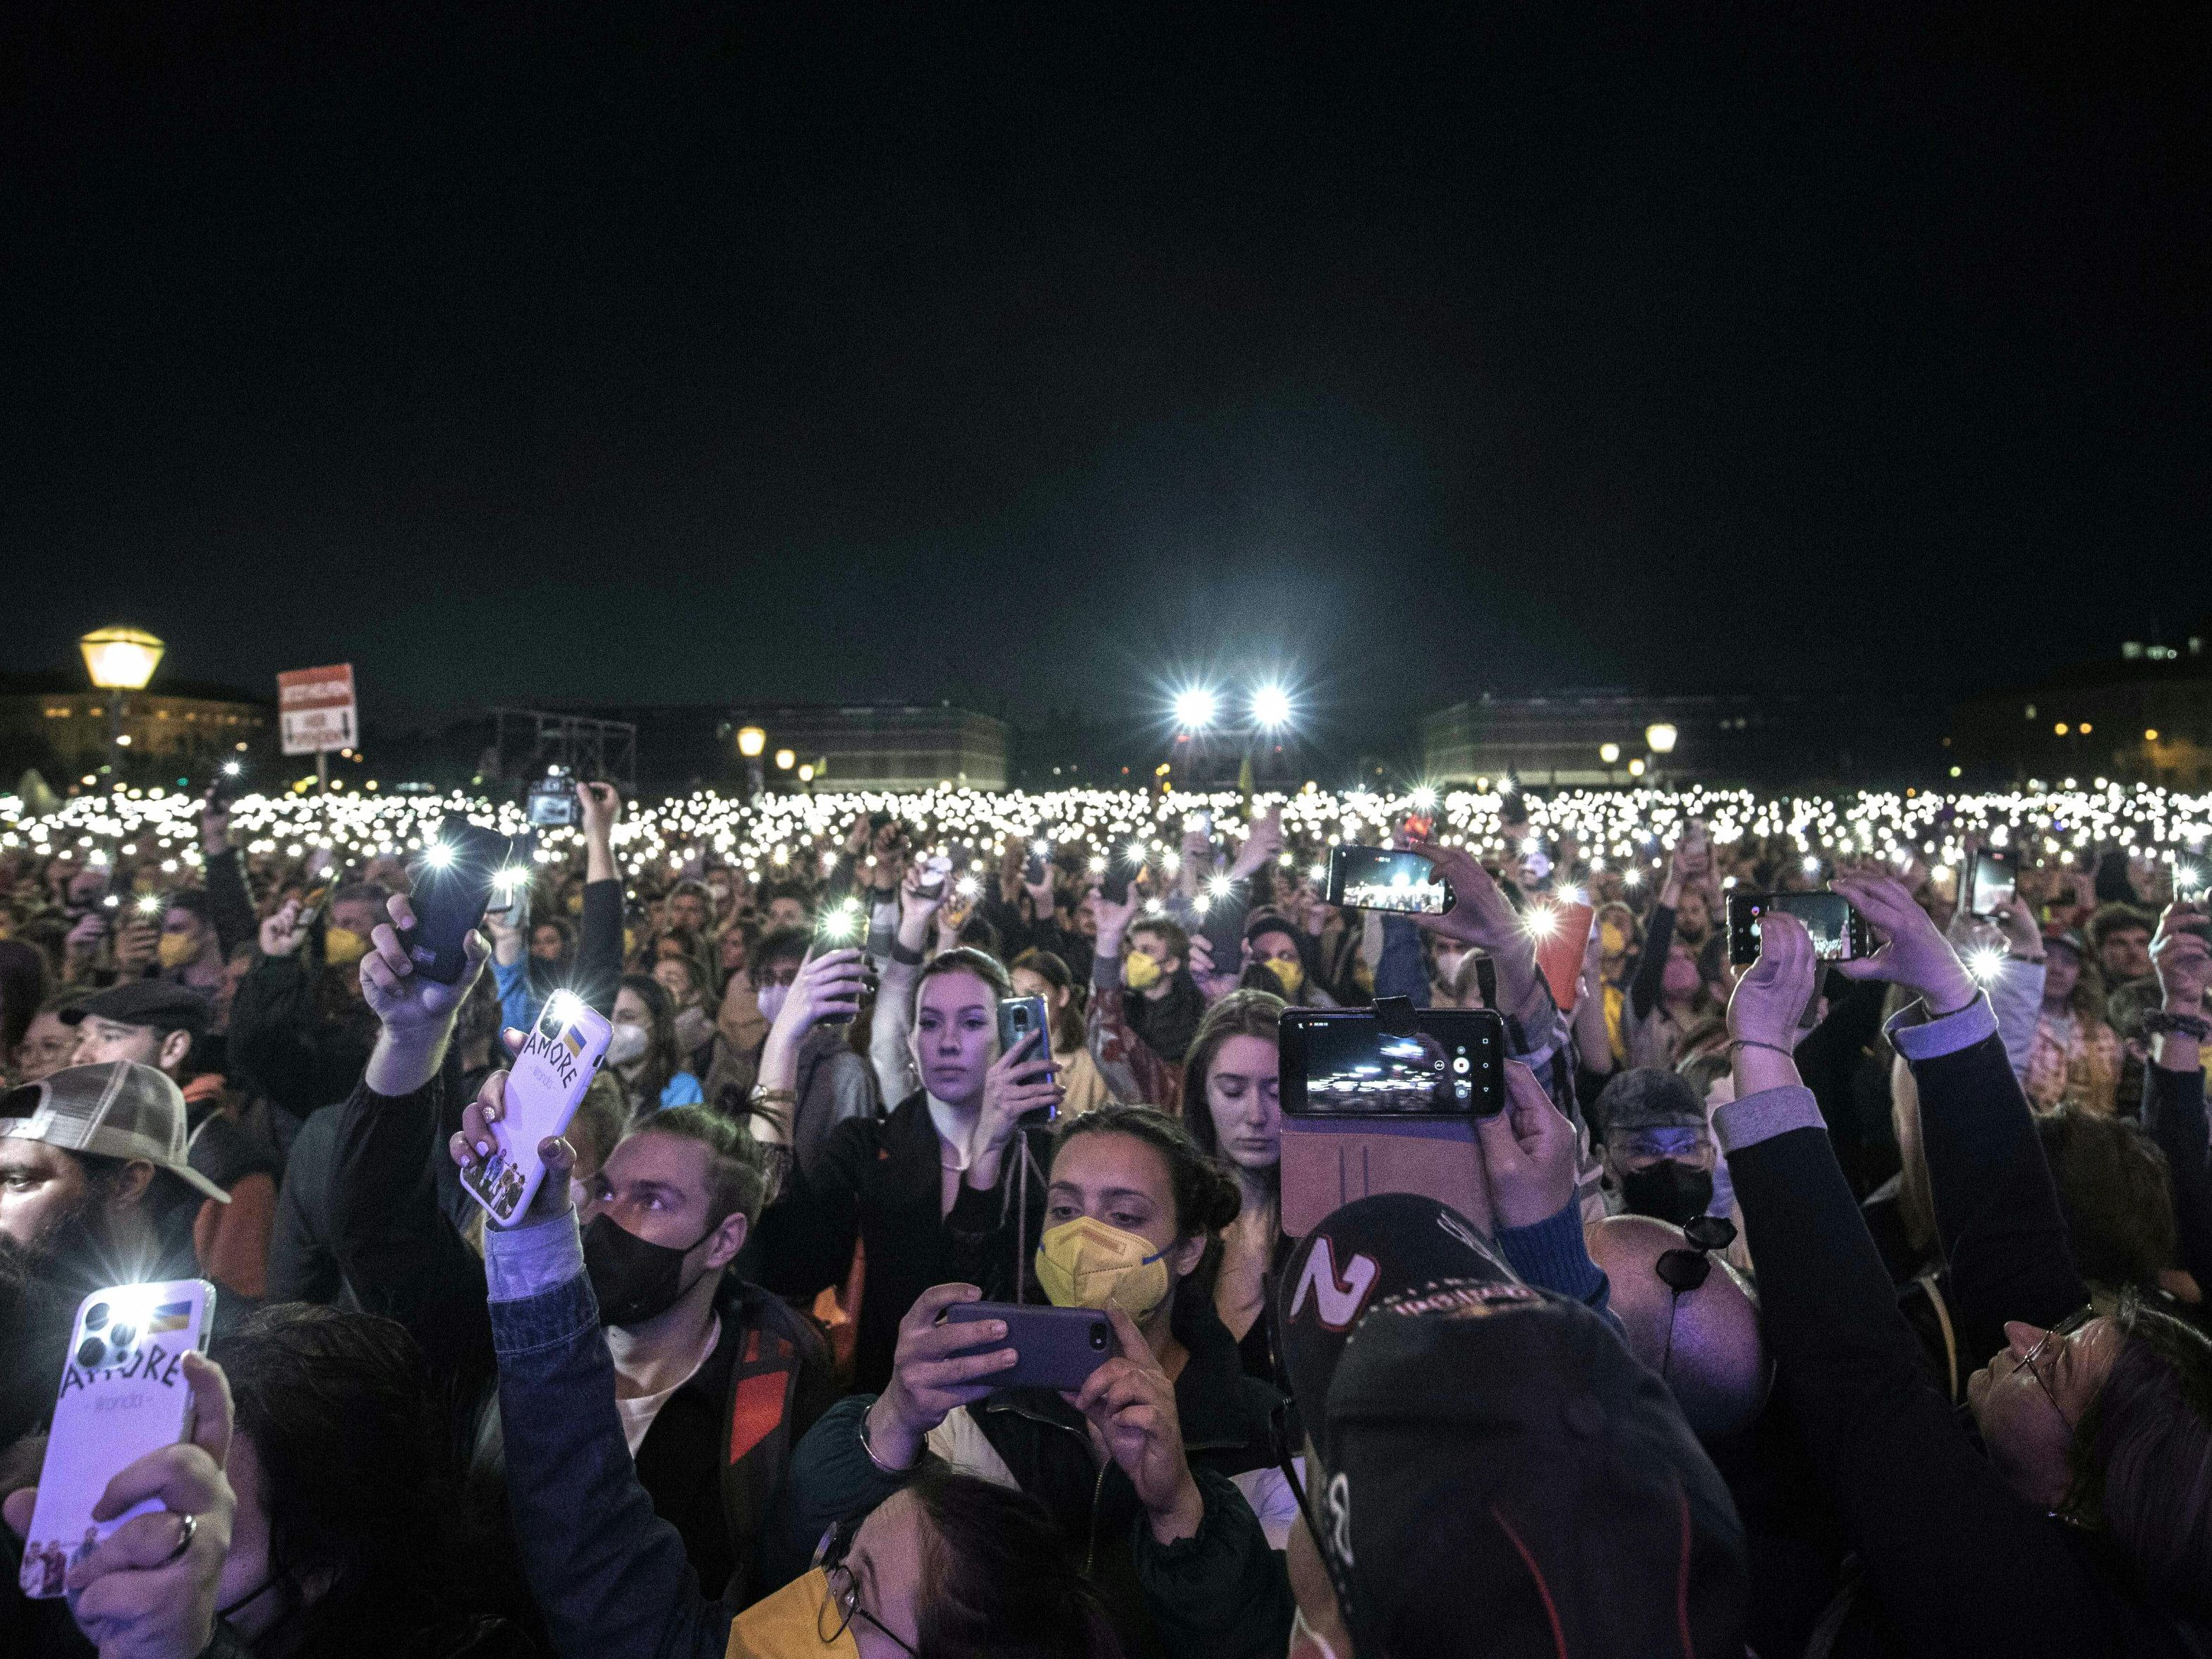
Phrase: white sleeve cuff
[
  {"left": 482, "top": 1210, "right": 585, "bottom": 1304},
  {"left": 1885, "top": 991, "right": 1999, "bottom": 1064}
]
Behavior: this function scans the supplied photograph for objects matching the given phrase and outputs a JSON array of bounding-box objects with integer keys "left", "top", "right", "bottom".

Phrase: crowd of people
[{"left": 1, "top": 772, "right": 2210, "bottom": 1658}]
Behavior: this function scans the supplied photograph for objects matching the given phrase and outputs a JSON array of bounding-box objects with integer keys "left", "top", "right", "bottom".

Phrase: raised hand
[
  {"left": 970, "top": 1029, "right": 1060, "bottom": 1177},
  {"left": 1072, "top": 1306, "right": 1203, "bottom": 1544},
  {"left": 1477, "top": 1059, "right": 1581, "bottom": 1229},
  {"left": 1404, "top": 836, "right": 1545, "bottom": 1023},
  {"left": 772, "top": 947, "right": 868, "bottom": 1043},
  {"left": 1228, "top": 806, "right": 1284, "bottom": 880},
  {"left": 4, "top": 1351, "right": 236, "bottom": 1659},
  {"left": 1829, "top": 872, "right": 1978, "bottom": 1016},
  {"left": 450, "top": 1052, "right": 578, "bottom": 1229},
  {"left": 863, "top": 1284, "right": 1018, "bottom": 1470}
]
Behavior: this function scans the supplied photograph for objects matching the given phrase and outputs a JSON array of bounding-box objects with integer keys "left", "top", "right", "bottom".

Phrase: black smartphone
[
  {"left": 1326, "top": 845, "right": 1454, "bottom": 916},
  {"left": 997, "top": 995, "right": 1054, "bottom": 1079},
  {"left": 1726, "top": 891, "right": 1871, "bottom": 966},
  {"left": 1023, "top": 839, "right": 1050, "bottom": 886},
  {"left": 526, "top": 766, "right": 578, "bottom": 829},
  {"left": 403, "top": 821, "right": 521, "bottom": 984},
  {"left": 1966, "top": 849, "right": 2017, "bottom": 918},
  {"left": 941, "top": 1302, "right": 1118, "bottom": 1393},
  {"left": 810, "top": 899, "right": 874, "bottom": 1025},
  {"left": 2175, "top": 861, "right": 2211, "bottom": 905},
  {"left": 1099, "top": 851, "right": 1136, "bottom": 907},
  {"left": 1279, "top": 1006, "right": 1507, "bottom": 1118}
]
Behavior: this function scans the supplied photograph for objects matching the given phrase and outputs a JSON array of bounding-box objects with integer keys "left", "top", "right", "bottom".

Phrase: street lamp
[
  {"left": 80, "top": 626, "right": 164, "bottom": 766},
  {"left": 1644, "top": 722, "right": 1678, "bottom": 755},
  {"left": 737, "top": 725, "right": 767, "bottom": 797},
  {"left": 774, "top": 748, "right": 796, "bottom": 772}
]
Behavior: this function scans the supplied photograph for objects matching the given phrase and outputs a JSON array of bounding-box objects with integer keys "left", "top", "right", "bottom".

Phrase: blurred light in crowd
[{"left": 1967, "top": 947, "right": 2007, "bottom": 983}]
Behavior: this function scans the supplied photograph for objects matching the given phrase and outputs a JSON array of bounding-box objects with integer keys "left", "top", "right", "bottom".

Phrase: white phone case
[
  {"left": 20, "top": 1279, "right": 216, "bottom": 1598},
  {"left": 462, "top": 996, "right": 614, "bottom": 1227}
]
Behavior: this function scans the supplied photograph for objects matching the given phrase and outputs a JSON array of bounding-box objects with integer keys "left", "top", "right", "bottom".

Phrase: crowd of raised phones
[{"left": 2, "top": 776, "right": 2210, "bottom": 1659}]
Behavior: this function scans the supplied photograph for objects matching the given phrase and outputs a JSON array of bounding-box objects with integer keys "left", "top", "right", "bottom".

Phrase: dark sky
[{"left": 6, "top": 4, "right": 2208, "bottom": 737}]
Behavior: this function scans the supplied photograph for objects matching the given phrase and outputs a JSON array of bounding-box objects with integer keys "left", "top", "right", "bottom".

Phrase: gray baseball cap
[{"left": 0, "top": 1061, "right": 229, "bottom": 1203}]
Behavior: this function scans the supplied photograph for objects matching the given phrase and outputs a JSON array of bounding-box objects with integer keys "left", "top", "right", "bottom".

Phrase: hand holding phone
[
  {"left": 943, "top": 1301, "right": 1120, "bottom": 1393},
  {"left": 458, "top": 996, "right": 613, "bottom": 1227},
  {"left": 16, "top": 1282, "right": 221, "bottom": 1599},
  {"left": 401, "top": 822, "right": 519, "bottom": 985}
]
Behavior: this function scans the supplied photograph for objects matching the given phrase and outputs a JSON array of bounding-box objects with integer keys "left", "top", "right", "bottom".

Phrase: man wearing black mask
[
  {"left": 330, "top": 894, "right": 830, "bottom": 1608},
  {"left": 1593, "top": 1068, "right": 1718, "bottom": 1227}
]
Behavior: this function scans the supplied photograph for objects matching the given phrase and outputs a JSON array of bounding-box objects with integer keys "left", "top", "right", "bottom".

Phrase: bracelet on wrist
[
  {"left": 858, "top": 1406, "right": 914, "bottom": 1475},
  {"left": 1729, "top": 1038, "right": 1797, "bottom": 1061}
]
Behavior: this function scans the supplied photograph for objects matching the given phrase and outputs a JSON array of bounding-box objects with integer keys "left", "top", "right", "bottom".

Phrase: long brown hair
[
  {"left": 1179, "top": 988, "right": 1284, "bottom": 1162},
  {"left": 1009, "top": 947, "right": 1086, "bottom": 1053}
]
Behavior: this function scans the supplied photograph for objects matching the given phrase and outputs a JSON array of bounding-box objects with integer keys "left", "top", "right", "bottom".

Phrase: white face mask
[
  {"left": 755, "top": 983, "right": 791, "bottom": 1027},
  {"left": 606, "top": 1023, "right": 650, "bottom": 1066}
]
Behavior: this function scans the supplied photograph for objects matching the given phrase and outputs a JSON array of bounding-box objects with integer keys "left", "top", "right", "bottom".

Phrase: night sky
[{"left": 7, "top": 6, "right": 2208, "bottom": 738}]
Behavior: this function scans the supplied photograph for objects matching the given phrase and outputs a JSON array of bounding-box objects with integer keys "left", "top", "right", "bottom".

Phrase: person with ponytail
[{"left": 840, "top": 1104, "right": 1295, "bottom": 1659}]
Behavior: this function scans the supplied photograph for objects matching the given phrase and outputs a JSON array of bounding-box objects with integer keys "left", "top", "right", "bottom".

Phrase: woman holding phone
[{"left": 756, "top": 873, "right": 1063, "bottom": 1394}]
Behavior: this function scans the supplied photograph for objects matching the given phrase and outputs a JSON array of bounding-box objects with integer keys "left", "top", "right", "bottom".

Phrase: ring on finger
[{"left": 155, "top": 1510, "right": 198, "bottom": 1567}]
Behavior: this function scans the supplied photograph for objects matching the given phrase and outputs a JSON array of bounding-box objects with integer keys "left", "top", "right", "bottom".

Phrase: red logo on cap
[{"left": 1289, "top": 1236, "right": 1380, "bottom": 1331}]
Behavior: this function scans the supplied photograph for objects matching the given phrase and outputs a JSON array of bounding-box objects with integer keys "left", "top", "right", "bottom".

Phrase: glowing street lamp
[
  {"left": 80, "top": 626, "right": 164, "bottom": 762},
  {"left": 1644, "top": 722, "right": 1678, "bottom": 755},
  {"left": 1599, "top": 743, "right": 1622, "bottom": 765},
  {"left": 81, "top": 627, "right": 165, "bottom": 691},
  {"left": 774, "top": 748, "right": 797, "bottom": 772},
  {"left": 737, "top": 725, "right": 767, "bottom": 797}
]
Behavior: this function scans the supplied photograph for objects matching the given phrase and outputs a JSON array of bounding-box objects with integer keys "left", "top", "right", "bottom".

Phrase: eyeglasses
[
  {"left": 813, "top": 1521, "right": 917, "bottom": 1655},
  {"left": 2014, "top": 1327, "right": 2074, "bottom": 1429},
  {"left": 1653, "top": 1213, "right": 1737, "bottom": 1376}
]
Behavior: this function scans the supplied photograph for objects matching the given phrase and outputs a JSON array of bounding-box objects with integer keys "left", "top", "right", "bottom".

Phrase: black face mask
[
  {"left": 1619, "top": 1160, "right": 1715, "bottom": 1228},
  {"left": 582, "top": 1213, "right": 713, "bottom": 1327}
]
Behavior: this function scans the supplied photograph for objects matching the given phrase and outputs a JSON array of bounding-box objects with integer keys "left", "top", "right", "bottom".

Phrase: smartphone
[
  {"left": 526, "top": 766, "right": 579, "bottom": 829},
  {"left": 1325, "top": 846, "right": 1454, "bottom": 916},
  {"left": 811, "top": 899, "right": 873, "bottom": 1025},
  {"left": 997, "top": 996, "right": 1055, "bottom": 1090},
  {"left": 404, "top": 821, "right": 521, "bottom": 985},
  {"left": 941, "top": 1301, "right": 1119, "bottom": 1393},
  {"left": 1278, "top": 1007, "right": 1508, "bottom": 1237},
  {"left": 462, "top": 995, "right": 613, "bottom": 1227},
  {"left": 1726, "top": 891, "right": 1871, "bottom": 965},
  {"left": 2176, "top": 861, "right": 2211, "bottom": 905},
  {"left": 1280, "top": 1006, "right": 1507, "bottom": 1117},
  {"left": 1099, "top": 851, "right": 1136, "bottom": 907},
  {"left": 1967, "top": 849, "right": 2017, "bottom": 918},
  {"left": 917, "top": 854, "right": 952, "bottom": 899},
  {"left": 18, "top": 1280, "right": 217, "bottom": 1598},
  {"left": 1023, "top": 839, "right": 1051, "bottom": 886}
]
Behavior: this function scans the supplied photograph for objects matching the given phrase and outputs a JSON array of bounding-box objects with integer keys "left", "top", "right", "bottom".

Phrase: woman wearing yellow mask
[{"left": 849, "top": 1106, "right": 1296, "bottom": 1659}]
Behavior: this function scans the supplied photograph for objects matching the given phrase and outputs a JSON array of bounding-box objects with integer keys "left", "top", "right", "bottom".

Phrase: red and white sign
[{"left": 277, "top": 664, "right": 357, "bottom": 756}]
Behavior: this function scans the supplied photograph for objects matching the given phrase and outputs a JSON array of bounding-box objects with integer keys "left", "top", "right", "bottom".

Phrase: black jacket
[
  {"left": 753, "top": 1090, "right": 1048, "bottom": 1394},
  {"left": 1722, "top": 1008, "right": 2203, "bottom": 1657},
  {"left": 328, "top": 1064, "right": 831, "bottom": 1598},
  {"left": 965, "top": 1280, "right": 1293, "bottom": 1659}
]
